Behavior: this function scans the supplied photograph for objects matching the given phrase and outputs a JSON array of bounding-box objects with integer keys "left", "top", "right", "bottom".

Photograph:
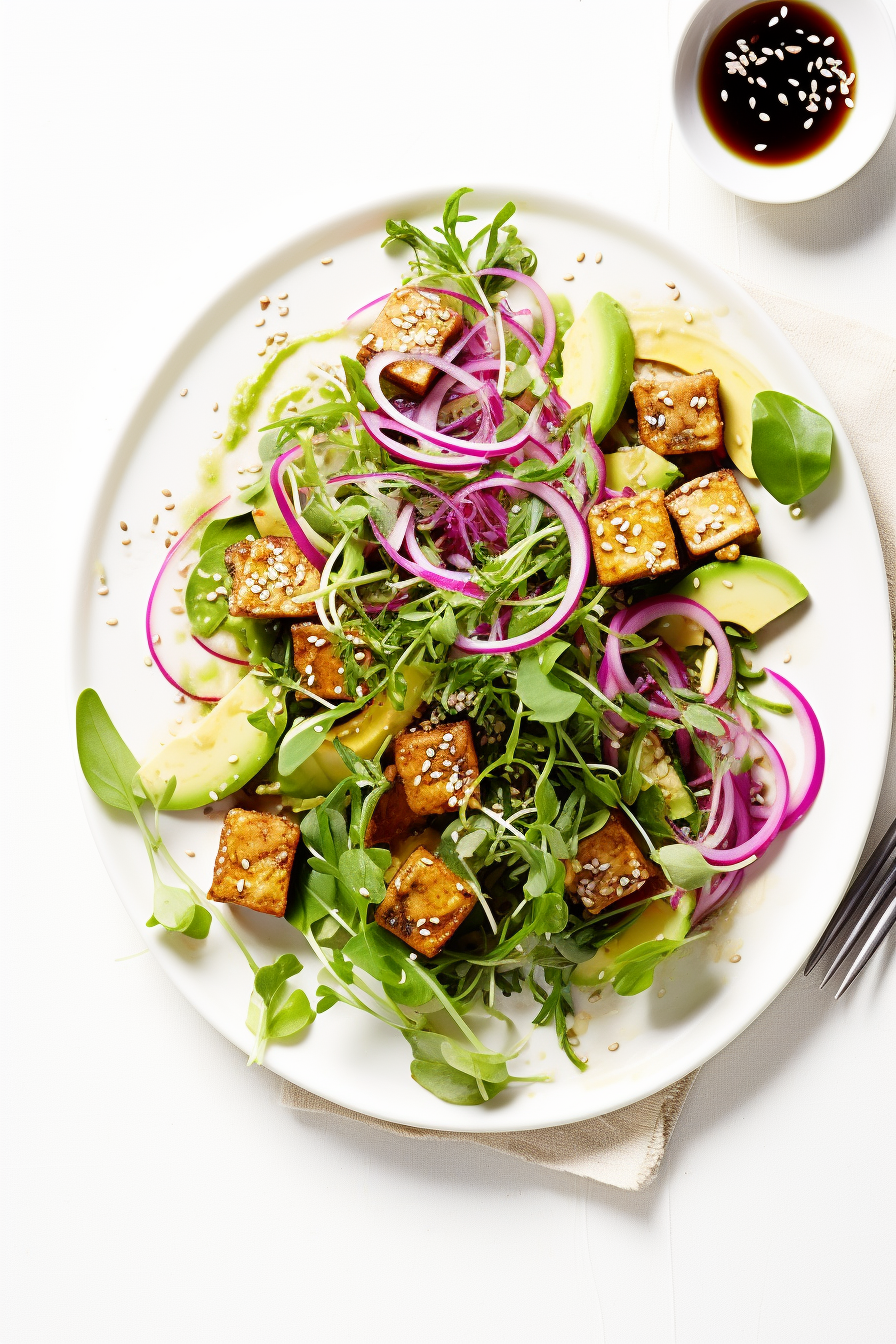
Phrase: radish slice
[
  {"left": 450, "top": 476, "right": 592, "bottom": 654},
  {"left": 192, "top": 635, "right": 250, "bottom": 667},
  {"left": 765, "top": 671, "right": 825, "bottom": 828},
  {"left": 269, "top": 447, "right": 330, "bottom": 570},
  {"left": 145, "top": 497, "right": 233, "bottom": 702}
]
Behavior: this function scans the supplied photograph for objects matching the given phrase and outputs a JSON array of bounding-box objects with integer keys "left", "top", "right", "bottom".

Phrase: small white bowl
[{"left": 672, "top": 0, "right": 896, "bottom": 202}]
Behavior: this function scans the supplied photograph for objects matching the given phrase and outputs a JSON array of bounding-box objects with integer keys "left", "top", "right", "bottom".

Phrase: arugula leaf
[
  {"left": 613, "top": 938, "right": 685, "bottom": 996},
  {"left": 76, "top": 689, "right": 142, "bottom": 812},
  {"left": 682, "top": 703, "right": 726, "bottom": 736},
  {"left": 751, "top": 391, "right": 833, "bottom": 505}
]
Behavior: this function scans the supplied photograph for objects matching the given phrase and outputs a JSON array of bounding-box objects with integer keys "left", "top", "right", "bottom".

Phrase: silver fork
[{"left": 804, "top": 815, "right": 896, "bottom": 997}]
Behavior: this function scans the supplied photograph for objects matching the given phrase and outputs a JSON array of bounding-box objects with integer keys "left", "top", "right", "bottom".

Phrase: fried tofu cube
[
  {"left": 633, "top": 370, "right": 724, "bottom": 455},
  {"left": 375, "top": 847, "right": 478, "bottom": 958},
  {"left": 564, "top": 809, "right": 663, "bottom": 914},
  {"left": 208, "top": 807, "right": 300, "bottom": 918},
  {"left": 588, "top": 490, "right": 680, "bottom": 586},
  {"left": 666, "top": 468, "right": 760, "bottom": 559},
  {"left": 225, "top": 537, "right": 321, "bottom": 619},
  {"left": 355, "top": 288, "right": 464, "bottom": 397},
  {"left": 393, "top": 720, "right": 480, "bottom": 816},
  {"left": 291, "top": 622, "right": 371, "bottom": 701},
  {"left": 365, "top": 776, "right": 424, "bottom": 849}
]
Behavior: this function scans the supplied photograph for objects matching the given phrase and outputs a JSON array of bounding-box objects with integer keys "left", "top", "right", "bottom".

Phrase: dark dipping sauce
[{"left": 699, "top": 2, "right": 856, "bottom": 165}]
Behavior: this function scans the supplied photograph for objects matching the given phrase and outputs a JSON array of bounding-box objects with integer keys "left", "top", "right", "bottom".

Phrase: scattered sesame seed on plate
[
  {"left": 321, "top": 257, "right": 333, "bottom": 265},
  {"left": 563, "top": 273, "right": 574, "bottom": 281},
  {"left": 119, "top": 520, "right": 128, "bottom": 530},
  {"left": 783, "top": 652, "right": 792, "bottom": 663},
  {"left": 121, "top": 538, "right": 131, "bottom": 545},
  {"left": 576, "top": 251, "right": 585, "bottom": 262},
  {"left": 278, "top": 292, "right": 288, "bottom": 300},
  {"left": 594, "top": 252, "right": 602, "bottom": 263},
  {"left": 608, "top": 1042, "right": 619, "bottom": 1052},
  {"left": 684, "top": 311, "right": 693, "bottom": 323},
  {"left": 106, "top": 618, "right": 118, "bottom": 626},
  {"left": 143, "top": 655, "right": 153, "bottom": 666},
  {"left": 665, "top": 280, "right": 677, "bottom": 289},
  {"left": 212, "top": 402, "right": 218, "bottom": 412},
  {"left": 97, "top": 586, "right": 108, "bottom": 595},
  {"left": 179, "top": 388, "right": 188, "bottom": 397},
  {"left": 730, "top": 954, "right": 742, "bottom": 963},
  {"left": 255, "top": 318, "right": 265, "bottom": 327}
]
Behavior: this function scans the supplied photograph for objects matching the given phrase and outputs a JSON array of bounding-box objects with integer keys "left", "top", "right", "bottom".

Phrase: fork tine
[
  {"left": 818, "top": 848, "right": 896, "bottom": 987},
  {"left": 835, "top": 866, "right": 896, "bottom": 999},
  {"left": 805, "top": 817, "right": 896, "bottom": 975}
]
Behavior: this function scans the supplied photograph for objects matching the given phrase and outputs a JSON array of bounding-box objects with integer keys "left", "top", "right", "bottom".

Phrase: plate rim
[{"left": 71, "top": 183, "right": 894, "bottom": 1131}]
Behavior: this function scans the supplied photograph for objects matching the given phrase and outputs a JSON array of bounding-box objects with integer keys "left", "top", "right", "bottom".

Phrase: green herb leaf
[
  {"left": 200, "top": 512, "right": 259, "bottom": 554},
  {"left": 517, "top": 644, "right": 582, "bottom": 723},
  {"left": 613, "top": 937, "right": 685, "bottom": 995},
  {"left": 185, "top": 543, "right": 231, "bottom": 638},
  {"left": 751, "top": 391, "right": 833, "bottom": 505},
  {"left": 255, "top": 953, "right": 303, "bottom": 1006},
  {"left": 410, "top": 1060, "right": 505, "bottom": 1105},
  {"left": 651, "top": 844, "right": 754, "bottom": 891},
  {"left": 278, "top": 709, "right": 343, "bottom": 776},
  {"left": 633, "top": 784, "right": 676, "bottom": 844},
  {"left": 76, "top": 689, "right": 142, "bottom": 813},
  {"left": 267, "top": 988, "right": 314, "bottom": 1039},
  {"left": 682, "top": 703, "right": 726, "bottom": 736}
]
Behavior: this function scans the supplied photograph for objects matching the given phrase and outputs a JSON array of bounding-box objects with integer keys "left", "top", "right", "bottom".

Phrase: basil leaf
[
  {"left": 185, "top": 543, "right": 231, "bottom": 637},
  {"left": 200, "top": 512, "right": 259, "bottom": 554},
  {"left": 76, "top": 688, "right": 141, "bottom": 812},
  {"left": 751, "top": 391, "right": 833, "bottom": 505}
]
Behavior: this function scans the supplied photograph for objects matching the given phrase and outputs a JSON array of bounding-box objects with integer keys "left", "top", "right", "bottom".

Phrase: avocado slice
[
  {"left": 262, "top": 664, "right": 432, "bottom": 801},
  {"left": 604, "top": 445, "right": 682, "bottom": 494},
  {"left": 558, "top": 292, "right": 635, "bottom": 441},
  {"left": 657, "top": 556, "right": 809, "bottom": 649},
  {"left": 571, "top": 894, "right": 694, "bottom": 987},
  {"left": 138, "top": 673, "right": 284, "bottom": 810},
  {"left": 633, "top": 731, "right": 694, "bottom": 821}
]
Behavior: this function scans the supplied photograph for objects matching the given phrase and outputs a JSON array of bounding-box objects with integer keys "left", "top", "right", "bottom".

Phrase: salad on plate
[{"left": 77, "top": 189, "right": 828, "bottom": 1106}]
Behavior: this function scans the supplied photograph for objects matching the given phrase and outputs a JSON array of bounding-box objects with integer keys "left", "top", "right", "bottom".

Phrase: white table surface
[{"left": 3, "top": 3, "right": 895, "bottom": 1339}]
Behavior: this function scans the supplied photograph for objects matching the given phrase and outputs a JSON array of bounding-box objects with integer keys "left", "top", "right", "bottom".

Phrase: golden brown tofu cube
[
  {"left": 393, "top": 720, "right": 480, "bottom": 816},
  {"left": 291, "top": 622, "right": 371, "bottom": 701},
  {"left": 365, "top": 776, "right": 424, "bottom": 849},
  {"left": 375, "top": 847, "right": 478, "bottom": 958},
  {"left": 633, "top": 370, "right": 723, "bottom": 455},
  {"left": 225, "top": 537, "right": 321, "bottom": 620},
  {"left": 666, "top": 469, "right": 760, "bottom": 558},
  {"left": 208, "top": 807, "right": 301, "bottom": 918},
  {"left": 588, "top": 490, "right": 680, "bottom": 586},
  {"left": 356, "top": 288, "right": 464, "bottom": 397},
  {"left": 564, "top": 809, "right": 663, "bottom": 914}
]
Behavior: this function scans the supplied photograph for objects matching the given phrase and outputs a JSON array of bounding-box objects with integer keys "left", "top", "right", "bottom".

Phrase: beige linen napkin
[{"left": 282, "top": 280, "right": 896, "bottom": 1190}]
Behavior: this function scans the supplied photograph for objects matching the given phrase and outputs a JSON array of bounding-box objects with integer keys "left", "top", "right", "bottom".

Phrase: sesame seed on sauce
[{"left": 700, "top": 2, "right": 855, "bottom": 164}]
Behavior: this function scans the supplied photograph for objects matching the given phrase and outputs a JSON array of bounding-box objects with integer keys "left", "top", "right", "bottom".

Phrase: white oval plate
[{"left": 73, "top": 188, "right": 892, "bottom": 1132}]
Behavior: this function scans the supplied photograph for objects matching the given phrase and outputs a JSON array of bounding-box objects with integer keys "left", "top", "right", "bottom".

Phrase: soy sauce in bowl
[{"left": 699, "top": 2, "right": 856, "bottom": 165}]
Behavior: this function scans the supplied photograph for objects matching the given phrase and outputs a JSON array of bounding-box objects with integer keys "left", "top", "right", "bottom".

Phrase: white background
[{"left": 3, "top": 2, "right": 895, "bottom": 1340}]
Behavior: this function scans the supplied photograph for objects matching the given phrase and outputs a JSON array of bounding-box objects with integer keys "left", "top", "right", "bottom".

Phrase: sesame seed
[
  {"left": 684, "top": 311, "right": 693, "bottom": 323},
  {"left": 97, "top": 586, "right": 109, "bottom": 595},
  {"left": 359, "top": 887, "right": 369, "bottom": 896},
  {"left": 241, "top": 858, "right": 249, "bottom": 870},
  {"left": 209, "top": 791, "right": 218, "bottom": 800},
  {"left": 409, "top": 953, "right": 417, "bottom": 961},
  {"left": 693, "top": 577, "right": 700, "bottom": 589},
  {"left": 755, "top": 144, "right": 767, "bottom": 151},
  {"left": 608, "top": 1042, "right": 619, "bottom": 1052},
  {"left": 321, "top": 257, "right": 333, "bottom": 265},
  {"left": 722, "top": 579, "right": 734, "bottom": 589},
  {"left": 563, "top": 273, "right": 574, "bottom": 281},
  {"left": 783, "top": 652, "right": 792, "bottom": 664}
]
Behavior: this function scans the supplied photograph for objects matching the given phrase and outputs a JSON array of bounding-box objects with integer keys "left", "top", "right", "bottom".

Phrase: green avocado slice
[
  {"left": 571, "top": 894, "right": 695, "bottom": 988},
  {"left": 138, "top": 673, "right": 284, "bottom": 811},
  {"left": 604, "top": 445, "right": 682, "bottom": 493},
  {"left": 657, "top": 556, "right": 808, "bottom": 649},
  {"left": 558, "top": 292, "right": 635, "bottom": 441}
]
